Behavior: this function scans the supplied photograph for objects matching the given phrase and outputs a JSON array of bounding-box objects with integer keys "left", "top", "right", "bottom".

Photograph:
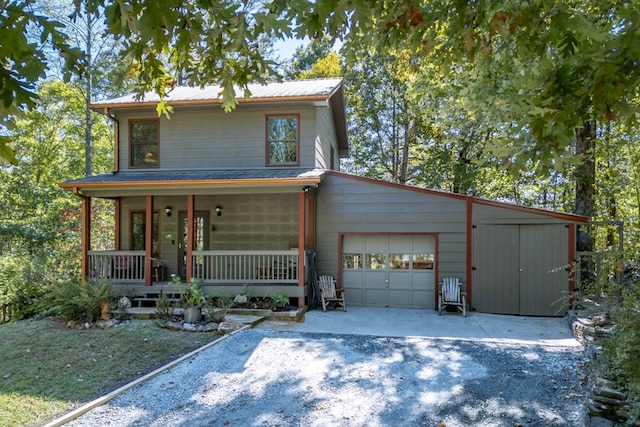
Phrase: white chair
[
  {"left": 438, "top": 276, "right": 467, "bottom": 317},
  {"left": 318, "top": 275, "right": 346, "bottom": 312}
]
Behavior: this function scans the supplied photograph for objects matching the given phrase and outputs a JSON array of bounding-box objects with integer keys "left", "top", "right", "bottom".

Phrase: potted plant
[{"left": 173, "top": 277, "right": 205, "bottom": 323}]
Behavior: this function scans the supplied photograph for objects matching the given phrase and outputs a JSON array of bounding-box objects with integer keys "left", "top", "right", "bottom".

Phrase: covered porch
[{"left": 60, "top": 169, "right": 326, "bottom": 309}]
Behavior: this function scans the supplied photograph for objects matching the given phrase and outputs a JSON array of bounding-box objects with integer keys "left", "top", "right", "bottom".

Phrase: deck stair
[{"left": 127, "top": 290, "right": 182, "bottom": 308}]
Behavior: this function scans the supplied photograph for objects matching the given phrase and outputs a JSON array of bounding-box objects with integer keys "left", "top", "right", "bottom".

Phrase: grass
[{"left": 0, "top": 318, "right": 218, "bottom": 426}]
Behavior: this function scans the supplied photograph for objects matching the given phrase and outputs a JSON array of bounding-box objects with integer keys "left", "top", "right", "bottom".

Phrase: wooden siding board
[
  {"left": 473, "top": 203, "right": 576, "bottom": 224},
  {"left": 315, "top": 107, "right": 338, "bottom": 169},
  {"left": 115, "top": 107, "right": 319, "bottom": 171},
  {"left": 118, "top": 193, "right": 299, "bottom": 277},
  {"left": 315, "top": 174, "right": 468, "bottom": 286}
]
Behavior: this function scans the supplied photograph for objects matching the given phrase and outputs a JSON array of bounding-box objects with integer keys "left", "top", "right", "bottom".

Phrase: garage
[{"left": 341, "top": 234, "right": 436, "bottom": 309}]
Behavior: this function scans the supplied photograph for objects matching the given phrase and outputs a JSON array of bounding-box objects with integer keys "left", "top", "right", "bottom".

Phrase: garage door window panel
[
  {"left": 390, "top": 254, "right": 410, "bottom": 269},
  {"left": 412, "top": 253, "right": 434, "bottom": 269},
  {"left": 366, "top": 253, "right": 387, "bottom": 269},
  {"left": 343, "top": 253, "right": 363, "bottom": 269}
]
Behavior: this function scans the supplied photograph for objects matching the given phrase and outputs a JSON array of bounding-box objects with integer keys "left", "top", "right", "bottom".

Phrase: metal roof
[
  {"left": 63, "top": 168, "right": 326, "bottom": 185},
  {"left": 94, "top": 78, "right": 344, "bottom": 106},
  {"left": 59, "top": 168, "right": 327, "bottom": 198}
]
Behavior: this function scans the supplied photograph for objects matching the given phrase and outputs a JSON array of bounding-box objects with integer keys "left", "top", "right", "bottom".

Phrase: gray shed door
[
  {"left": 342, "top": 235, "right": 435, "bottom": 309},
  {"left": 472, "top": 224, "right": 569, "bottom": 316}
]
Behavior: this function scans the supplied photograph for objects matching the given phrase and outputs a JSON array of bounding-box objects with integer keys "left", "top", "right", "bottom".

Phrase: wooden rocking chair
[
  {"left": 438, "top": 276, "right": 467, "bottom": 317},
  {"left": 318, "top": 275, "right": 346, "bottom": 312}
]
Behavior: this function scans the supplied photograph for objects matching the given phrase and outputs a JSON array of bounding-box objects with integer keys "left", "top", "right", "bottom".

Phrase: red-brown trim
[
  {"left": 265, "top": 113, "right": 301, "bottom": 167},
  {"left": 144, "top": 196, "right": 153, "bottom": 286},
  {"left": 128, "top": 118, "right": 160, "bottom": 169},
  {"left": 297, "top": 192, "right": 306, "bottom": 308},
  {"left": 114, "top": 199, "right": 121, "bottom": 250},
  {"left": 466, "top": 198, "right": 473, "bottom": 310},
  {"left": 186, "top": 195, "right": 195, "bottom": 284},
  {"left": 307, "top": 196, "right": 315, "bottom": 251},
  {"left": 59, "top": 177, "right": 323, "bottom": 191},
  {"left": 81, "top": 196, "right": 91, "bottom": 283}
]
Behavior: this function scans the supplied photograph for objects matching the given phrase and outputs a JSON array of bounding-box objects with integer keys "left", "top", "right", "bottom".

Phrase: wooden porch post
[
  {"left": 144, "top": 196, "right": 153, "bottom": 286},
  {"left": 307, "top": 196, "right": 315, "bottom": 251},
  {"left": 80, "top": 195, "right": 91, "bottom": 283},
  {"left": 297, "top": 191, "right": 306, "bottom": 308},
  {"left": 114, "top": 199, "right": 121, "bottom": 250},
  {"left": 186, "top": 195, "right": 195, "bottom": 284}
]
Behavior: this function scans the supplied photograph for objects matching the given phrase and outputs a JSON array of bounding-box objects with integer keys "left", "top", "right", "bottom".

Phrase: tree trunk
[
  {"left": 574, "top": 120, "right": 597, "bottom": 293},
  {"left": 84, "top": 7, "right": 93, "bottom": 177},
  {"left": 575, "top": 121, "right": 596, "bottom": 248}
]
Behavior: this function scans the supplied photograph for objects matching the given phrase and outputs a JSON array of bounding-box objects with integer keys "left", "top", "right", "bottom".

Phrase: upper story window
[
  {"left": 130, "top": 119, "right": 159, "bottom": 168},
  {"left": 266, "top": 114, "right": 299, "bottom": 166}
]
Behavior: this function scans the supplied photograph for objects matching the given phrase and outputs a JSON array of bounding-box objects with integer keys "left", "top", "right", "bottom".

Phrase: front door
[{"left": 178, "top": 211, "right": 210, "bottom": 279}]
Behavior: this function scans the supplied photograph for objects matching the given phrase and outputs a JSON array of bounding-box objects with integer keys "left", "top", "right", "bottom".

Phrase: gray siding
[
  {"left": 119, "top": 193, "right": 299, "bottom": 276},
  {"left": 314, "top": 107, "right": 338, "bottom": 170},
  {"left": 114, "top": 104, "right": 326, "bottom": 170},
  {"left": 315, "top": 174, "right": 468, "bottom": 280},
  {"left": 473, "top": 202, "right": 573, "bottom": 224}
]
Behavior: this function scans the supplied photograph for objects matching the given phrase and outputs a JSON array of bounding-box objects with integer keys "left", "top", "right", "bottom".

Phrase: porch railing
[
  {"left": 88, "top": 250, "right": 146, "bottom": 282},
  {"left": 192, "top": 250, "right": 299, "bottom": 284}
]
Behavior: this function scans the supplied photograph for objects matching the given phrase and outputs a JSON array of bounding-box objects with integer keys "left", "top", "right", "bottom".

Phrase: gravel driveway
[{"left": 61, "top": 328, "right": 587, "bottom": 427}]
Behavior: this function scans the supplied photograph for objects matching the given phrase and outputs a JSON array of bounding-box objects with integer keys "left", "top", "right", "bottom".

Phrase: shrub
[
  {"left": 0, "top": 255, "right": 49, "bottom": 321},
  {"left": 270, "top": 292, "right": 290, "bottom": 310},
  {"left": 155, "top": 293, "right": 174, "bottom": 321},
  {"left": 38, "top": 278, "right": 114, "bottom": 322},
  {"left": 205, "top": 294, "right": 233, "bottom": 323},
  {"left": 602, "top": 284, "right": 640, "bottom": 416}
]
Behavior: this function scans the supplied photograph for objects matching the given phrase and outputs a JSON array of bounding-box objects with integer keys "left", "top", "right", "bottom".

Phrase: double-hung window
[
  {"left": 266, "top": 114, "right": 299, "bottom": 166},
  {"left": 130, "top": 119, "right": 159, "bottom": 168}
]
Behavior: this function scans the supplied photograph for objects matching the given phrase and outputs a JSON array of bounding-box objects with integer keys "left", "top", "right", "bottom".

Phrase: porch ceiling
[{"left": 59, "top": 168, "right": 325, "bottom": 198}]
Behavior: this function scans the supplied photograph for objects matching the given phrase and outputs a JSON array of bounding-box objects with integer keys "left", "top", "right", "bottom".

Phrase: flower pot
[{"left": 184, "top": 306, "right": 202, "bottom": 323}]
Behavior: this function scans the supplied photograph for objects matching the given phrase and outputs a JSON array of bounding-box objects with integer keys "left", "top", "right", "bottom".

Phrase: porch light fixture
[
  {"left": 216, "top": 205, "right": 223, "bottom": 216},
  {"left": 165, "top": 206, "right": 172, "bottom": 217}
]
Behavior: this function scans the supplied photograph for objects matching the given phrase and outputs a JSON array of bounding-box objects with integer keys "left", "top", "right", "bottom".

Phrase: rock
[
  {"left": 233, "top": 294, "right": 248, "bottom": 305},
  {"left": 182, "top": 323, "right": 197, "bottom": 332},
  {"left": 593, "top": 386, "right": 627, "bottom": 401},
  {"left": 165, "top": 322, "right": 182, "bottom": 331},
  {"left": 589, "top": 416, "right": 614, "bottom": 427},
  {"left": 218, "top": 321, "right": 243, "bottom": 334},
  {"left": 96, "top": 319, "right": 118, "bottom": 329},
  {"left": 203, "top": 322, "right": 219, "bottom": 332},
  {"left": 119, "top": 296, "right": 132, "bottom": 308},
  {"left": 593, "top": 395, "right": 626, "bottom": 406}
]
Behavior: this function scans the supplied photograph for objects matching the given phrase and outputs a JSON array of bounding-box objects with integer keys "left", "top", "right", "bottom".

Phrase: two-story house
[{"left": 61, "top": 78, "right": 587, "bottom": 315}]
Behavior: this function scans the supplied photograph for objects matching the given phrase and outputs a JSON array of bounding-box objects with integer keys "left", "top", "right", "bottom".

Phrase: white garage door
[{"left": 342, "top": 235, "right": 436, "bottom": 309}]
